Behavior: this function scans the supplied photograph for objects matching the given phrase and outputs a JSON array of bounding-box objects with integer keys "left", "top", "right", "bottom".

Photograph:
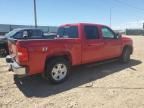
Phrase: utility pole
[
  {"left": 33, "top": 0, "right": 37, "bottom": 28},
  {"left": 110, "top": 8, "right": 112, "bottom": 27}
]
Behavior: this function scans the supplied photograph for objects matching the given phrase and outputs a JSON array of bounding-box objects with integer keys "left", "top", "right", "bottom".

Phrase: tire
[
  {"left": 0, "top": 48, "right": 7, "bottom": 57},
  {"left": 44, "top": 58, "right": 70, "bottom": 84},
  {"left": 120, "top": 47, "right": 131, "bottom": 63}
]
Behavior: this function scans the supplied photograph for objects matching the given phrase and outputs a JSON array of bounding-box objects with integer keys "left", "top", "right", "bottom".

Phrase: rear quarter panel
[{"left": 18, "top": 39, "right": 81, "bottom": 75}]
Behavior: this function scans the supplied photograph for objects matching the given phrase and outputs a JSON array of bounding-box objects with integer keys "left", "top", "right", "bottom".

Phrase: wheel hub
[{"left": 51, "top": 64, "right": 67, "bottom": 81}]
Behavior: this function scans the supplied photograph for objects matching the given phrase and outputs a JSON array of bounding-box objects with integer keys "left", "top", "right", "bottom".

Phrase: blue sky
[{"left": 0, "top": 0, "right": 144, "bottom": 29}]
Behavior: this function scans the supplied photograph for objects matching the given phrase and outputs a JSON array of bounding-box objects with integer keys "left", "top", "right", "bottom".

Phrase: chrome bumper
[{"left": 6, "top": 55, "right": 26, "bottom": 76}]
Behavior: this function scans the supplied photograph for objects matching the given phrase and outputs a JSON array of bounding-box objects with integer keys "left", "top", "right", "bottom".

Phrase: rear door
[
  {"left": 101, "top": 26, "right": 122, "bottom": 58},
  {"left": 82, "top": 25, "right": 105, "bottom": 63}
]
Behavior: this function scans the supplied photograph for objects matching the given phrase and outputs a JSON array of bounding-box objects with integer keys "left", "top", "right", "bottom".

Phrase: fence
[
  {"left": 0, "top": 24, "right": 58, "bottom": 35},
  {"left": 125, "top": 29, "right": 144, "bottom": 35}
]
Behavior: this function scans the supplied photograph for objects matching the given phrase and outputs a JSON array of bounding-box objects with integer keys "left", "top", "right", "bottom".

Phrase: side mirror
[
  {"left": 23, "top": 31, "right": 28, "bottom": 38},
  {"left": 115, "top": 32, "right": 122, "bottom": 39}
]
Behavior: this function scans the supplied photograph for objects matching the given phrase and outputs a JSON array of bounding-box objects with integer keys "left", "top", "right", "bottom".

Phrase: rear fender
[{"left": 45, "top": 51, "right": 72, "bottom": 67}]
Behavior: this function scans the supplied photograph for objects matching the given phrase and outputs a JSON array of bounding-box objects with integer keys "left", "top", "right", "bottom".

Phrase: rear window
[{"left": 57, "top": 26, "right": 78, "bottom": 38}]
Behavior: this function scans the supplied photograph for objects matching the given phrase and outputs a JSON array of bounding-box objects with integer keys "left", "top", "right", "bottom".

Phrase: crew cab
[{"left": 6, "top": 23, "right": 133, "bottom": 83}]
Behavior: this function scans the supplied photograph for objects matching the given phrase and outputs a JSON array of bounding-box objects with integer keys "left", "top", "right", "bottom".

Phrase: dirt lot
[{"left": 0, "top": 36, "right": 144, "bottom": 108}]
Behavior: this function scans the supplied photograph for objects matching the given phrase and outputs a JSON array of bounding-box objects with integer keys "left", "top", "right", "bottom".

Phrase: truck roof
[
  {"left": 12, "top": 28, "right": 42, "bottom": 31},
  {"left": 60, "top": 23, "right": 105, "bottom": 27}
]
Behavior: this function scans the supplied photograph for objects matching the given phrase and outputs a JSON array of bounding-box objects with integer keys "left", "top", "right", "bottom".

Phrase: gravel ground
[{"left": 0, "top": 36, "right": 144, "bottom": 108}]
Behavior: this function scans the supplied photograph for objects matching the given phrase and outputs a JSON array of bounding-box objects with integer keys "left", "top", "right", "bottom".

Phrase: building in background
[
  {"left": 0, "top": 24, "right": 58, "bottom": 36},
  {"left": 113, "top": 21, "right": 144, "bottom": 35}
]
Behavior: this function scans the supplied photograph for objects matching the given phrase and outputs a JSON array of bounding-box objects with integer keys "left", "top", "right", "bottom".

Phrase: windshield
[{"left": 5, "top": 29, "right": 20, "bottom": 38}]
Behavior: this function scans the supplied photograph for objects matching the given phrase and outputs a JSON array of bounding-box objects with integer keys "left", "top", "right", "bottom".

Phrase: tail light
[{"left": 16, "top": 43, "right": 28, "bottom": 62}]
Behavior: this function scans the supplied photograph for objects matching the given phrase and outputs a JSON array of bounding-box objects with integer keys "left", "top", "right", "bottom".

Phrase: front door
[{"left": 101, "top": 26, "right": 122, "bottom": 59}]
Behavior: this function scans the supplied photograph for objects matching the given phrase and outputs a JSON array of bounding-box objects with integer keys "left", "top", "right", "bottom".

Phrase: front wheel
[
  {"left": 0, "top": 48, "right": 8, "bottom": 57},
  {"left": 120, "top": 48, "right": 131, "bottom": 63},
  {"left": 45, "top": 58, "right": 70, "bottom": 84}
]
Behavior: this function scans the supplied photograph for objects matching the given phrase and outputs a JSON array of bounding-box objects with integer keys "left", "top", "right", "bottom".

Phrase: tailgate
[{"left": 8, "top": 38, "right": 17, "bottom": 58}]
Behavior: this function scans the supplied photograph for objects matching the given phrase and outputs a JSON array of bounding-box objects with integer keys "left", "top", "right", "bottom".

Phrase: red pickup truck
[{"left": 6, "top": 23, "right": 133, "bottom": 83}]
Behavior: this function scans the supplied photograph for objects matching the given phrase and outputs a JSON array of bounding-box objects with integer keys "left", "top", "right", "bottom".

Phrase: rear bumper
[{"left": 6, "top": 55, "right": 26, "bottom": 76}]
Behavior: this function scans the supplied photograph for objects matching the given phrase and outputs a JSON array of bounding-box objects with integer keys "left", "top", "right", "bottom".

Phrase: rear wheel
[
  {"left": 120, "top": 47, "right": 131, "bottom": 63},
  {"left": 44, "top": 58, "right": 70, "bottom": 84}
]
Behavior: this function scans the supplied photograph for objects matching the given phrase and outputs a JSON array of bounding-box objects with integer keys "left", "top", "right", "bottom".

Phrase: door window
[
  {"left": 102, "top": 27, "right": 115, "bottom": 39},
  {"left": 28, "top": 30, "right": 43, "bottom": 38},
  {"left": 14, "top": 31, "right": 23, "bottom": 39},
  {"left": 57, "top": 26, "right": 78, "bottom": 38},
  {"left": 84, "top": 25, "right": 99, "bottom": 39}
]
